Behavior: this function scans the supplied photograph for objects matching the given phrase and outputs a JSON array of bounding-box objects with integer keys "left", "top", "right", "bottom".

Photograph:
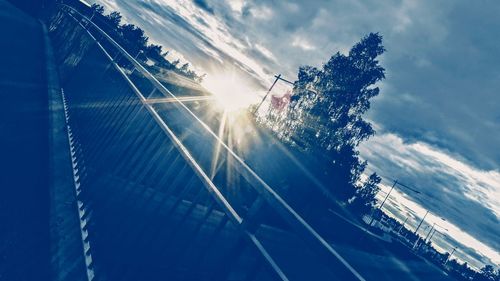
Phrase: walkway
[{"left": 0, "top": 1, "right": 49, "bottom": 280}]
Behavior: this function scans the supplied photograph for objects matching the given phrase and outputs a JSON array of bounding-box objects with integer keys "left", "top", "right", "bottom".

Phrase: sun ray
[
  {"left": 145, "top": 95, "right": 215, "bottom": 104},
  {"left": 210, "top": 110, "right": 228, "bottom": 179}
]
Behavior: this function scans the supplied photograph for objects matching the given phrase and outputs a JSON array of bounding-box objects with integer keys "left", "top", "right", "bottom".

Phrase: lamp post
[
  {"left": 426, "top": 221, "right": 447, "bottom": 243},
  {"left": 369, "top": 179, "right": 421, "bottom": 226},
  {"left": 414, "top": 210, "right": 429, "bottom": 235},
  {"left": 369, "top": 180, "right": 397, "bottom": 226},
  {"left": 398, "top": 216, "right": 409, "bottom": 234},
  {"left": 412, "top": 210, "right": 430, "bottom": 250},
  {"left": 444, "top": 247, "right": 457, "bottom": 265},
  {"left": 414, "top": 218, "right": 446, "bottom": 250},
  {"left": 428, "top": 228, "right": 438, "bottom": 241},
  {"left": 423, "top": 222, "right": 437, "bottom": 242}
]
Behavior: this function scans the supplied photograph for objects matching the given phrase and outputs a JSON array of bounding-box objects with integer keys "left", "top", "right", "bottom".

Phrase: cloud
[
  {"left": 291, "top": 36, "right": 316, "bottom": 51},
  {"left": 226, "top": 0, "right": 244, "bottom": 14},
  {"left": 246, "top": 4, "right": 273, "bottom": 20},
  {"left": 254, "top": 43, "right": 277, "bottom": 62},
  {"left": 192, "top": 0, "right": 214, "bottom": 15},
  {"left": 359, "top": 132, "right": 500, "bottom": 267}
]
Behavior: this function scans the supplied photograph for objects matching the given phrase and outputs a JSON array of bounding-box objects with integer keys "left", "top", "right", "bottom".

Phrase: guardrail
[{"left": 54, "top": 4, "right": 365, "bottom": 280}]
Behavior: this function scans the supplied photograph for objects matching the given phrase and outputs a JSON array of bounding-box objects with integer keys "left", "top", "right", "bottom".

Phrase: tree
[
  {"left": 474, "top": 265, "right": 500, "bottom": 281},
  {"left": 119, "top": 23, "right": 149, "bottom": 56},
  {"left": 269, "top": 33, "right": 385, "bottom": 201},
  {"left": 196, "top": 73, "right": 207, "bottom": 83},
  {"left": 105, "top": 11, "right": 122, "bottom": 28},
  {"left": 86, "top": 4, "right": 203, "bottom": 81},
  {"left": 179, "top": 62, "right": 189, "bottom": 72},
  {"left": 351, "top": 173, "right": 381, "bottom": 214},
  {"left": 90, "top": 3, "right": 105, "bottom": 15},
  {"left": 145, "top": 44, "right": 164, "bottom": 62},
  {"left": 171, "top": 59, "right": 180, "bottom": 67}
]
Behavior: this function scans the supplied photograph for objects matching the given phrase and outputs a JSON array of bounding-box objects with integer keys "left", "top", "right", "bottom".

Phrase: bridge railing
[{"left": 49, "top": 4, "right": 365, "bottom": 281}]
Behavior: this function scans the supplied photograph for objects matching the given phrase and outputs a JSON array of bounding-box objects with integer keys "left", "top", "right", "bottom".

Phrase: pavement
[{"left": 0, "top": 1, "right": 50, "bottom": 280}]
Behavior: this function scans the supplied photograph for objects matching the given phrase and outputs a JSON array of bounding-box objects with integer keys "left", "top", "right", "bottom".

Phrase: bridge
[{"left": 0, "top": 1, "right": 457, "bottom": 281}]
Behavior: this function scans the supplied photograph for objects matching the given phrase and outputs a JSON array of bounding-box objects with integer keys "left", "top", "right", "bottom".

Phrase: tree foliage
[
  {"left": 105, "top": 11, "right": 122, "bottom": 27},
  {"left": 351, "top": 173, "right": 381, "bottom": 214},
  {"left": 90, "top": 3, "right": 104, "bottom": 15},
  {"left": 119, "top": 23, "right": 148, "bottom": 55},
  {"left": 84, "top": 4, "right": 203, "bottom": 81},
  {"left": 475, "top": 265, "right": 500, "bottom": 281},
  {"left": 267, "top": 33, "right": 385, "bottom": 201}
]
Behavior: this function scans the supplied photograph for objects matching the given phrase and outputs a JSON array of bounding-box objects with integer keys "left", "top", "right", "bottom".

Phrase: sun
[{"left": 201, "top": 72, "right": 259, "bottom": 112}]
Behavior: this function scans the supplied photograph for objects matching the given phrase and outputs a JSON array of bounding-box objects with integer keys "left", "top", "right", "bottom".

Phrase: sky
[{"left": 92, "top": 0, "right": 499, "bottom": 269}]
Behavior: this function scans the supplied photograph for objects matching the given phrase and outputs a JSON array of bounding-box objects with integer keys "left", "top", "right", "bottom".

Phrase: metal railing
[{"left": 52, "top": 4, "right": 366, "bottom": 280}]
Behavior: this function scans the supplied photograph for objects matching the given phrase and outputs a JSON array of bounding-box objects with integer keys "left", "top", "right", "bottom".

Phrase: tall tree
[
  {"left": 105, "top": 11, "right": 122, "bottom": 28},
  {"left": 180, "top": 62, "right": 190, "bottom": 72},
  {"left": 90, "top": 3, "right": 104, "bottom": 15},
  {"left": 119, "top": 23, "right": 148, "bottom": 56},
  {"left": 475, "top": 265, "right": 500, "bottom": 281},
  {"left": 171, "top": 59, "right": 180, "bottom": 67},
  {"left": 269, "top": 33, "right": 385, "bottom": 201},
  {"left": 145, "top": 44, "right": 163, "bottom": 62}
]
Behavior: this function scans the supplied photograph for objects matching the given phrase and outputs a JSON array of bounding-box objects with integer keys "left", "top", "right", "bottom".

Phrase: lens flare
[{"left": 201, "top": 73, "right": 259, "bottom": 112}]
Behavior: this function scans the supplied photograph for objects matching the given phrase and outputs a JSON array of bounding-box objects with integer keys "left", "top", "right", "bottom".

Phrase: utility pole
[
  {"left": 369, "top": 180, "right": 397, "bottom": 226},
  {"left": 444, "top": 247, "right": 457, "bottom": 265},
  {"left": 414, "top": 210, "right": 429, "bottom": 235},
  {"left": 398, "top": 216, "right": 409, "bottom": 234},
  {"left": 254, "top": 74, "right": 281, "bottom": 114},
  {"left": 426, "top": 221, "right": 447, "bottom": 243},
  {"left": 428, "top": 228, "right": 438, "bottom": 241},
  {"left": 254, "top": 74, "right": 295, "bottom": 114},
  {"left": 423, "top": 222, "right": 436, "bottom": 242}
]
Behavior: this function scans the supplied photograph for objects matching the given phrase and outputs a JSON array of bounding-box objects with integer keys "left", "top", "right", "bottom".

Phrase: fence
[{"left": 48, "top": 5, "right": 365, "bottom": 281}]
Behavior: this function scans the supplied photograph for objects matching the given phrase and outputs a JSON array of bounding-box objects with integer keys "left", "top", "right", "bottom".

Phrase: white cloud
[
  {"left": 411, "top": 142, "right": 500, "bottom": 218},
  {"left": 249, "top": 5, "right": 273, "bottom": 20},
  {"left": 291, "top": 36, "right": 316, "bottom": 51},
  {"left": 359, "top": 132, "right": 500, "bottom": 267},
  {"left": 254, "top": 43, "right": 277, "bottom": 62},
  {"left": 226, "top": 0, "right": 244, "bottom": 14}
]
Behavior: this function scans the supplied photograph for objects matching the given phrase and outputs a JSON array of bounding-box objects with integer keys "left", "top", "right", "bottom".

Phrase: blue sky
[{"left": 92, "top": 0, "right": 499, "bottom": 268}]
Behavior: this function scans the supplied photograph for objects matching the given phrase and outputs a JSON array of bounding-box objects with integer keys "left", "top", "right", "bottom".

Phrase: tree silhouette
[
  {"left": 269, "top": 33, "right": 385, "bottom": 201},
  {"left": 350, "top": 173, "right": 381, "bottom": 214},
  {"left": 145, "top": 44, "right": 163, "bottom": 61},
  {"left": 119, "top": 23, "right": 148, "bottom": 58},
  {"left": 90, "top": 3, "right": 104, "bottom": 15},
  {"left": 475, "top": 265, "right": 500, "bottom": 281},
  {"left": 180, "top": 63, "right": 189, "bottom": 72},
  {"left": 105, "top": 11, "right": 122, "bottom": 28},
  {"left": 171, "top": 59, "right": 180, "bottom": 67},
  {"left": 82, "top": 3, "right": 203, "bottom": 81}
]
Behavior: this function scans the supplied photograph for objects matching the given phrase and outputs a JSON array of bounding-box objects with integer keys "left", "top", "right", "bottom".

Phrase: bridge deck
[{"left": 0, "top": 1, "right": 50, "bottom": 280}]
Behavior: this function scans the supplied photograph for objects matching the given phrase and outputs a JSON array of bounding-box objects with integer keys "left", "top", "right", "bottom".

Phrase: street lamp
[
  {"left": 413, "top": 217, "right": 446, "bottom": 249},
  {"left": 398, "top": 216, "right": 409, "bottom": 234},
  {"left": 444, "top": 246, "right": 457, "bottom": 265},
  {"left": 424, "top": 218, "right": 447, "bottom": 242},
  {"left": 414, "top": 210, "right": 429, "bottom": 235},
  {"left": 423, "top": 222, "right": 437, "bottom": 242},
  {"left": 426, "top": 221, "right": 447, "bottom": 243},
  {"left": 369, "top": 179, "right": 421, "bottom": 226}
]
